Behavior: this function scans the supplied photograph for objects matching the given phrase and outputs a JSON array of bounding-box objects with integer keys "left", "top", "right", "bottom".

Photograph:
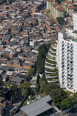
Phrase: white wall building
[
  {"left": 73, "top": 12, "right": 77, "bottom": 30},
  {"left": 57, "top": 31, "right": 77, "bottom": 92}
]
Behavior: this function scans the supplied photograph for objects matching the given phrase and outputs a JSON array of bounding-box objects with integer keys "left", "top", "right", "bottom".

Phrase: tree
[
  {"left": 44, "top": 83, "right": 67, "bottom": 108},
  {"left": 20, "top": 81, "right": 31, "bottom": 96},
  {"left": 61, "top": 97, "right": 75, "bottom": 110},
  {"left": 26, "top": 68, "right": 35, "bottom": 81},
  {"left": 56, "top": 17, "right": 64, "bottom": 24},
  {"left": 74, "top": 6, "right": 77, "bottom": 11},
  {"left": 36, "top": 83, "right": 40, "bottom": 93},
  {"left": 74, "top": 92, "right": 77, "bottom": 97},
  {"left": 36, "top": 74, "right": 40, "bottom": 93},
  {"left": 44, "top": 83, "right": 59, "bottom": 95},
  {"left": 0, "top": 79, "right": 3, "bottom": 96},
  {"left": 37, "top": 43, "right": 50, "bottom": 73},
  {"left": 0, "top": 79, "right": 3, "bottom": 86},
  {"left": 51, "top": 88, "right": 67, "bottom": 108},
  {"left": 7, "top": 84, "right": 18, "bottom": 101},
  {"left": 36, "top": 73, "right": 47, "bottom": 93},
  {"left": 39, "top": 73, "right": 47, "bottom": 93}
]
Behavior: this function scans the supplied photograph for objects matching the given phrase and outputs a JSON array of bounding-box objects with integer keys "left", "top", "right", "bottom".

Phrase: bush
[
  {"left": 61, "top": 97, "right": 75, "bottom": 110},
  {"left": 56, "top": 17, "right": 64, "bottom": 24}
]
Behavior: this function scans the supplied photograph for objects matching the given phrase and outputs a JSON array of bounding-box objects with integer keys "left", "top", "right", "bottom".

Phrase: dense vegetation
[
  {"left": 37, "top": 43, "right": 51, "bottom": 74},
  {"left": 74, "top": 6, "right": 77, "bottom": 11},
  {"left": 26, "top": 68, "right": 35, "bottom": 81},
  {"left": 56, "top": 17, "right": 64, "bottom": 24},
  {"left": 20, "top": 81, "right": 31, "bottom": 97},
  {"left": 36, "top": 74, "right": 77, "bottom": 110},
  {"left": 7, "top": 84, "right": 18, "bottom": 101}
]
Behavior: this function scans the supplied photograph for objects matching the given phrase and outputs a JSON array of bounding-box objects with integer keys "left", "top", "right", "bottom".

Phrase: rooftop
[{"left": 20, "top": 95, "right": 52, "bottom": 116}]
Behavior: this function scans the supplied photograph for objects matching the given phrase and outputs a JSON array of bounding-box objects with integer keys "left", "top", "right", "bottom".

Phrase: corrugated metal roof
[{"left": 21, "top": 95, "right": 52, "bottom": 116}]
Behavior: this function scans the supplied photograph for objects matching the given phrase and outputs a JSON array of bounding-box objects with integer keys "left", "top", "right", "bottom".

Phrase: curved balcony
[
  {"left": 45, "top": 58, "right": 56, "bottom": 64},
  {"left": 47, "top": 54, "right": 56, "bottom": 60},
  {"left": 48, "top": 52, "right": 56, "bottom": 58},
  {"left": 45, "top": 61, "right": 56, "bottom": 66},
  {"left": 46, "top": 75, "right": 58, "bottom": 78},
  {"left": 49, "top": 49, "right": 56, "bottom": 56},
  {"left": 46, "top": 56, "right": 56, "bottom": 62},
  {"left": 51, "top": 44, "right": 57, "bottom": 50},
  {"left": 45, "top": 42, "right": 58, "bottom": 83},
  {"left": 47, "top": 78, "right": 59, "bottom": 83},
  {"left": 45, "top": 62, "right": 56, "bottom": 67},
  {"left": 45, "top": 70, "right": 57, "bottom": 74},
  {"left": 45, "top": 65, "right": 55, "bottom": 69},
  {"left": 46, "top": 72, "right": 58, "bottom": 77},
  {"left": 50, "top": 48, "right": 56, "bottom": 53},
  {"left": 45, "top": 68, "right": 58, "bottom": 72}
]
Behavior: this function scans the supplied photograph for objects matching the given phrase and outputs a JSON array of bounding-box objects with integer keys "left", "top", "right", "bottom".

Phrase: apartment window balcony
[
  {"left": 67, "top": 52, "right": 70, "bottom": 55},
  {"left": 67, "top": 50, "right": 70, "bottom": 52},
  {"left": 70, "top": 64, "right": 73, "bottom": 67},
  {"left": 70, "top": 52, "right": 73, "bottom": 54},
  {"left": 62, "top": 67, "right": 64, "bottom": 70},
  {"left": 71, "top": 68, "right": 73, "bottom": 71},
  {"left": 71, "top": 54, "right": 73, "bottom": 57},
  {"left": 67, "top": 56, "right": 69, "bottom": 59},
  {"left": 70, "top": 61, "right": 73, "bottom": 64},
  {"left": 62, "top": 44, "right": 64, "bottom": 47},
  {"left": 62, "top": 64, "right": 64, "bottom": 67},
  {"left": 62, "top": 82, "right": 64, "bottom": 84},
  {"left": 67, "top": 59, "right": 70, "bottom": 62},
  {"left": 70, "top": 70, "right": 73, "bottom": 72},
  {"left": 62, "top": 51, "right": 64, "bottom": 54},
  {"left": 71, "top": 53, "right": 73, "bottom": 56},
  {"left": 62, "top": 71, "right": 64, "bottom": 74},
  {"left": 62, "top": 61, "right": 64, "bottom": 64},
  {"left": 67, "top": 46, "right": 70, "bottom": 48},
  {"left": 62, "top": 58, "right": 64, "bottom": 61},
  {"left": 70, "top": 59, "right": 73, "bottom": 62},
  {"left": 70, "top": 56, "right": 73, "bottom": 59},
  {"left": 67, "top": 73, "right": 70, "bottom": 76},
  {"left": 67, "top": 67, "right": 70, "bottom": 70},
  {"left": 67, "top": 73, "right": 73, "bottom": 77},
  {"left": 70, "top": 73, "right": 73, "bottom": 76},
  {"left": 67, "top": 63, "right": 70, "bottom": 65},
  {"left": 62, "top": 54, "right": 64, "bottom": 56},
  {"left": 67, "top": 64, "right": 70, "bottom": 67},
  {"left": 62, "top": 74, "right": 64, "bottom": 77},
  {"left": 70, "top": 75, "right": 73, "bottom": 77},
  {"left": 67, "top": 84, "right": 70, "bottom": 87},
  {"left": 67, "top": 71, "right": 70, "bottom": 74},
  {"left": 67, "top": 77, "right": 70, "bottom": 80},
  {"left": 62, "top": 75, "right": 64, "bottom": 78},
  {"left": 71, "top": 47, "right": 73, "bottom": 50},
  {"left": 62, "top": 48, "right": 64, "bottom": 50}
]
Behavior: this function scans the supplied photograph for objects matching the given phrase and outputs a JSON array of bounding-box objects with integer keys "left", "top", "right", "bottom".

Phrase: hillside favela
[{"left": 0, "top": 0, "right": 77, "bottom": 116}]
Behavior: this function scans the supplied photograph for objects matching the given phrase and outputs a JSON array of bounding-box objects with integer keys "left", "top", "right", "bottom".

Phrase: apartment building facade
[
  {"left": 57, "top": 31, "right": 77, "bottom": 92},
  {"left": 73, "top": 12, "right": 77, "bottom": 30},
  {"left": 47, "top": 0, "right": 65, "bottom": 18}
]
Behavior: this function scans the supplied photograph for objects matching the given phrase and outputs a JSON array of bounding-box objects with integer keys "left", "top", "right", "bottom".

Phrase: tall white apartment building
[
  {"left": 57, "top": 31, "right": 77, "bottom": 92},
  {"left": 73, "top": 12, "right": 77, "bottom": 30}
]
